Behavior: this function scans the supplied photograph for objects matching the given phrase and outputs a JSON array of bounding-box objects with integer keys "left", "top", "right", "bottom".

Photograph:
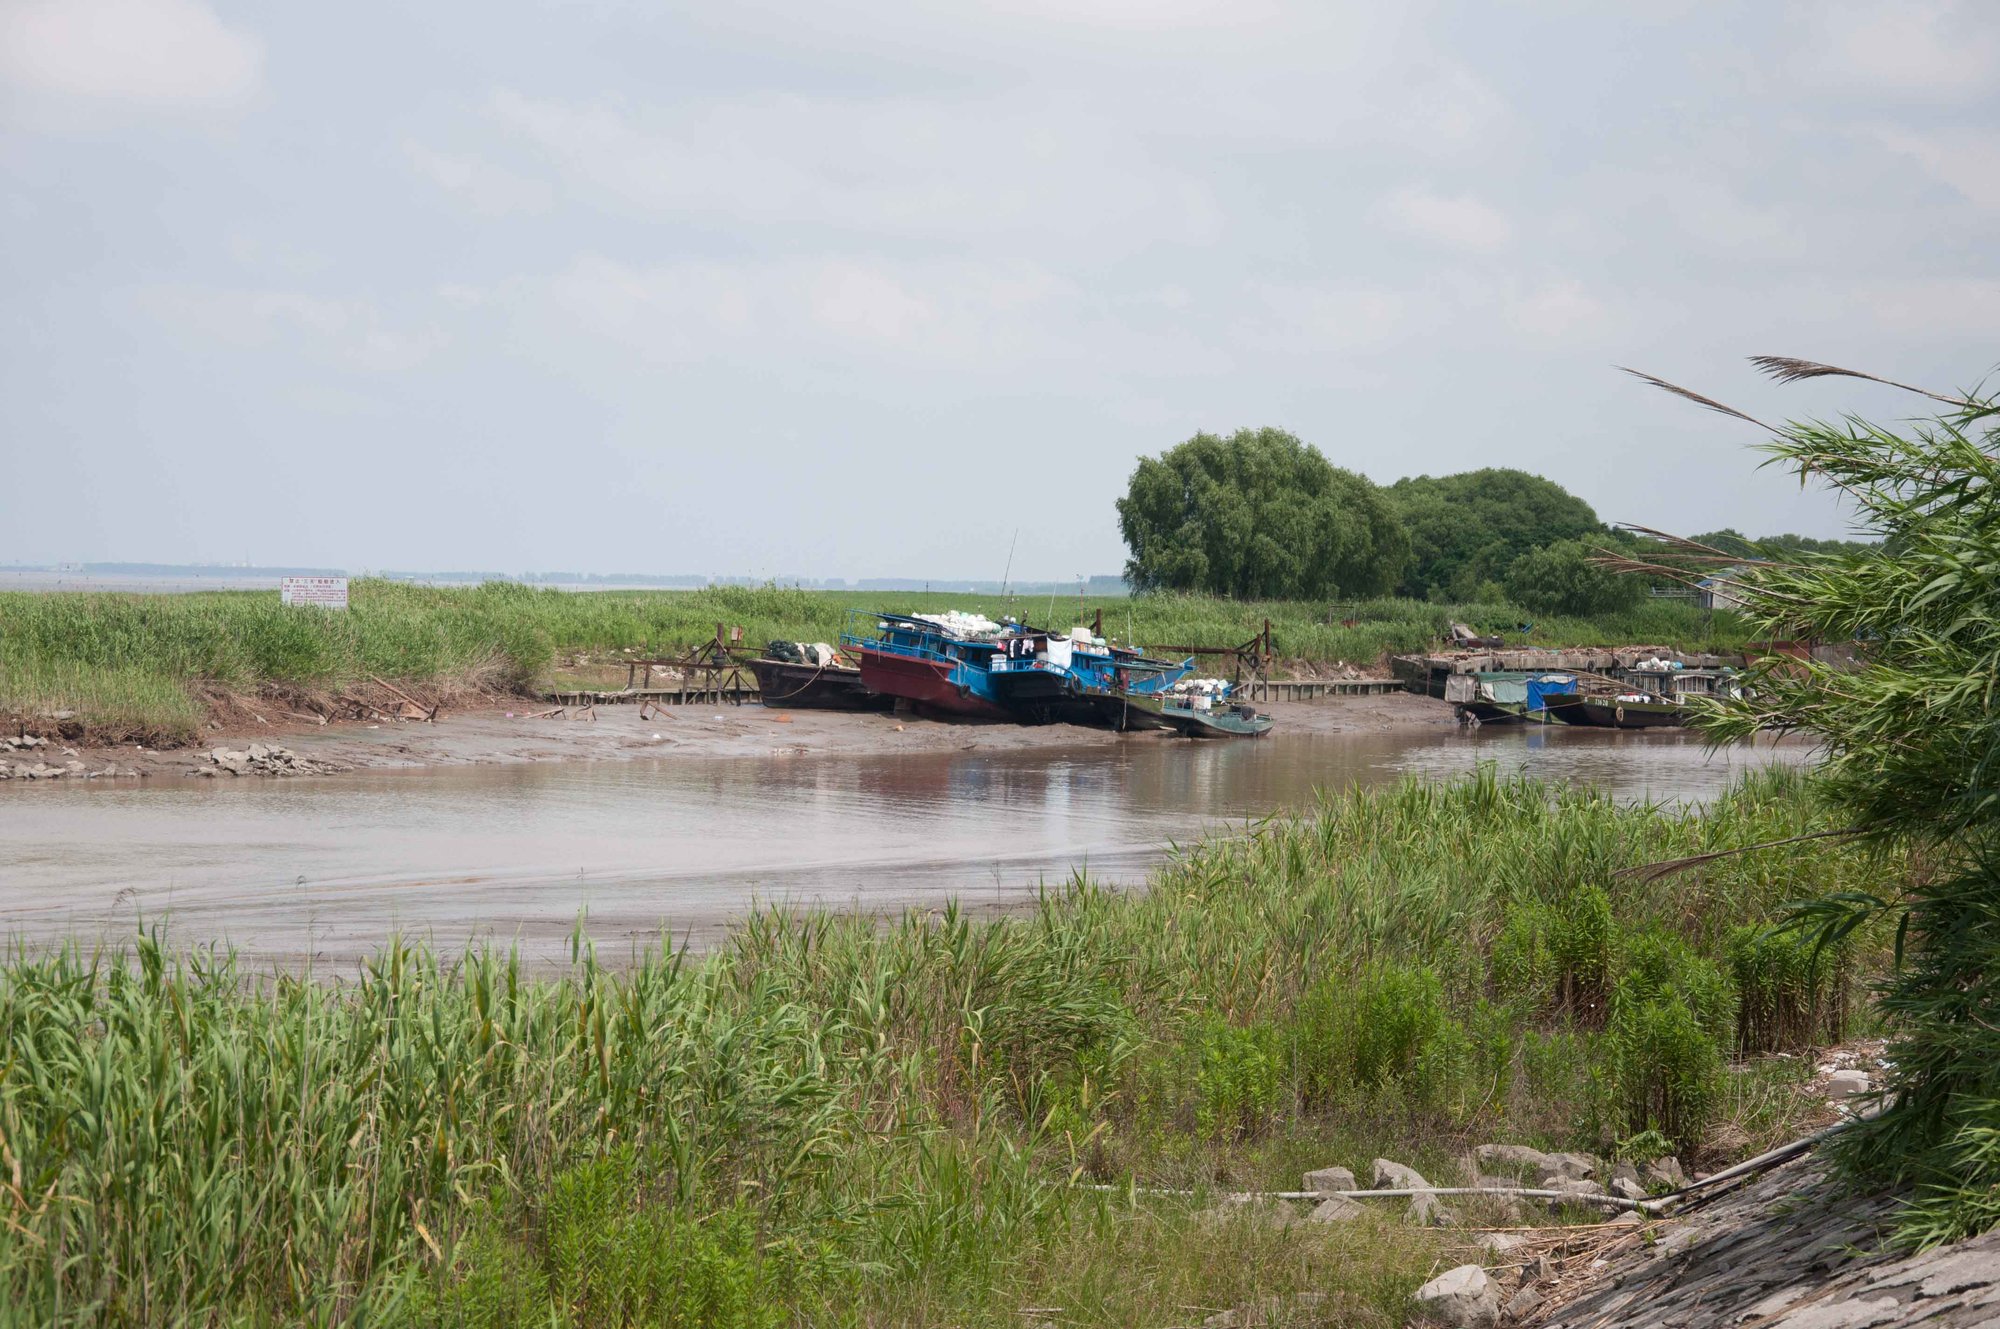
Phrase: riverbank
[
  {"left": 0, "top": 767, "right": 1894, "bottom": 1326},
  {"left": 0, "top": 579, "right": 1752, "bottom": 746},
  {"left": 16, "top": 690, "right": 1457, "bottom": 782}
]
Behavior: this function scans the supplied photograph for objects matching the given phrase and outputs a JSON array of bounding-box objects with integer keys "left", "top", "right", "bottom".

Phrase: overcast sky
[{"left": 2, "top": 1, "right": 1994, "bottom": 580}]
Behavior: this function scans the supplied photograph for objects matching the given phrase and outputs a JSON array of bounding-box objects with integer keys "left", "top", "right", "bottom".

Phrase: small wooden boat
[
  {"left": 1155, "top": 695, "right": 1273, "bottom": 738},
  {"left": 1543, "top": 693, "right": 1684, "bottom": 729},
  {"left": 1449, "top": 671, "right": 1579, "bottom": 726},
  {"left": 747, "top": 655, "right": 891, "bottom": 711}
]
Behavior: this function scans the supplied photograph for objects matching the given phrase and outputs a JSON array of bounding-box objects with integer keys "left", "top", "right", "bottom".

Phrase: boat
[
  {"left": 985, "top": 625, "right": 1193, "bottom": 725},
  {"left": 1447, "top": 671, "right": 1578, "bottom": 725},
  {"left": 842, "top": 610, "right": 1012, "bottom": 718},
  {"left": 1541, "top": 665, "right": 1741, "bottom": 729},
  {"left": 747, "top": 642, "right": 891, "bottom": 711},
  {"left": 1156, "top": 693, "right": 1273, "bottom": 738},
  {"left": 1545, "top": 693, "right": 1684, "bottom": 728},
  {"left": 1113, "top": 677, "right": 1273, "bottom": 738}
]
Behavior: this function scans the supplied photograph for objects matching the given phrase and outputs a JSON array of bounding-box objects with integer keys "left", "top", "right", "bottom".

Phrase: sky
[{"left": 2, "top": 1, "right": 1995, "bottom": 581}]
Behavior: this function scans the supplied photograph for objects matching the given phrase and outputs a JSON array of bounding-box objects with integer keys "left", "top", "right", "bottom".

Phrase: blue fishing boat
[
  {"left": 842, "top": 609, "right": 1012, "bottom": 718},
  {"left": 985, "top": 626, "right": 1193, "bottom": 726}
]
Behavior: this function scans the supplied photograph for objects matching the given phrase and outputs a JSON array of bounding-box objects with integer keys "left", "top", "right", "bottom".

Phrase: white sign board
[{"left": 280, "top": 576, "right": 349, "bottom": 609}]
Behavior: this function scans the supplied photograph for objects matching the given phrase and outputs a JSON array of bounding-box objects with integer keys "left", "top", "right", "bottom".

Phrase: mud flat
[
  {"left": 0, "top": 712, "right": 1809, "bottom": 970},
  {"left": 50, "top": 689, "right": 1458, "bottom": 781}
]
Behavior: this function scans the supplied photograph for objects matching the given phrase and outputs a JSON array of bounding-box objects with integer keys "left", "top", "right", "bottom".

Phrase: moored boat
[
  {"left": 1448, "top": 671, "right": 1579, "bottom": 725},
  {"left": 843, "top": 610, "right": 1011, "bottom": 718},
  {"left": 747, "top": 642, "right": 891, "bottom": 711},
  {"left": 1544, "top": 692, "right": 1684, "bottom": 729},
  {"left": 986, "top": 625, "right": 1193, "bottom": 724},
  {"left": 1115, "top": 677, "right": 1273, "bottom": 737}
]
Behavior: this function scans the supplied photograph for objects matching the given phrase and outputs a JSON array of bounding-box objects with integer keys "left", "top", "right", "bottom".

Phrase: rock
[
  {"left": 1549, "top": 1177, "right": 1607, "bottom": 1200},
  {"left": 1533, "top": 1152, "right": 1598, "bottom": 1185},
  {"left": 1611, "top": 1176, "right": 1648, "bottom": 1202},
  {"left": 1306, "top": 1196, "right": 1363, "bottom": 1223},
  {"left": 1475, "top": 1144, "right": 1554, "bottom": 1176},
  {"left": 1612, "top": 1161, "right": 1640, "bottom": 1185},
  {"left": 1414, "top": 1264, "right": 1500, "bottom": 1328},
  {"left": 1374, "top": 1158, "right": 1455, "bottom": 1224},
  {"left": 1476, "top": 1232, "right": 1528, "bottom": 1254},
  {"left": 1504, "top": 1285, "right": 1543, "bottom": 1322},
  {"left": 1824, "top": 1069, "right": 1870, "bottom": 1101},
  {"left": 1607, "top": 1210, "right": 1644, "bottom": 1227},
  {"left": 1409, "top": 1189, "right": 1458, "bottom": 1226},
  {"left": 1302, "top": 1165, "right": 1356, "bottom": 1195},
  {"left": 1373, "top": 1157, "right": 1430, "bottom": 1190},
  {"left": 210, "top": 748, "right": 252, "bottom": 775},
  {"left": 1644, "top": 1155, "right": 1686, "bottom": 1188},
  {"left": 247, "top": 741, "right": 271, "bottom": 761},
  {"left": 1765, "top": 1296, "right": 1900, "bottom": 1328}
]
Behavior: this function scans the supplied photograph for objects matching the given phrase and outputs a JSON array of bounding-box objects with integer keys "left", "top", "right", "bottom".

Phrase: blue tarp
[{"left": 1525, "top": 674, "right": 1578, "bottom": 713}]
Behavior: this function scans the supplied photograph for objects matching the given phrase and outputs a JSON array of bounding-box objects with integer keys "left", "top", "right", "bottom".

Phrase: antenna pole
[{"left": 1000, "top": 529, "right": 1019, "bottom": 608}]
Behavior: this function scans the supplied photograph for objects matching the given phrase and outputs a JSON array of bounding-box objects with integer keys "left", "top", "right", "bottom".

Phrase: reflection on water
[{"left": 0, "top": 727, "right": 1809, "bottom": 966}]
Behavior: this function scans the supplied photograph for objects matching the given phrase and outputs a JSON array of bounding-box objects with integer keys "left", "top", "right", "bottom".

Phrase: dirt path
[{"left": 45, "top": 690, "right": 1453, "bottom": 781}]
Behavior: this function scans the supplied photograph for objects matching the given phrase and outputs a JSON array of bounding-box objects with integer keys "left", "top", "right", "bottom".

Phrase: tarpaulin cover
[{"left": 1525, "top": 675, "right": 1578, "bottom": 713}]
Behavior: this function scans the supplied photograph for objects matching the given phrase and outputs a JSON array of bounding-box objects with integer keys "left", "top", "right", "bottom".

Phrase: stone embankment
[
  {"left": 0, "top": 733, "right": 143, "bottom": 780},
  {"left": 1190, "top": 1110, "right": 1996, "bottom": 1329},
  {"left": 1528, "top": 1155, "right": 1999, "bottom": 1329},
  {"left": 191, "top": 743, "right": 344, "bottom": 777}
]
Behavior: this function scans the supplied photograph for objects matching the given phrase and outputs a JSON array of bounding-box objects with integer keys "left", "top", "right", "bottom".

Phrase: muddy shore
[{"left": 39, "top": 690, "right": 1455, "bottom": 782}]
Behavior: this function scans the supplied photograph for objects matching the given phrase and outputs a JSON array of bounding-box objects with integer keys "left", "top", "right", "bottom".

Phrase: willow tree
[
  {"left": 1620, "top": 356, "right": 2000, "bottom": 1245},
  {"left": 1116, "top": 428, "right": 1407, "bottom": 599}
]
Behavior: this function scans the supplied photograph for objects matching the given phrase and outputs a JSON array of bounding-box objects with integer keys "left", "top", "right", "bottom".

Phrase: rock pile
[
  {"left": 0, "top": 735, "right": 142, "bottom": 780},
  {"left": 193, "top": 743, "right": 339, "bottom": 777}
]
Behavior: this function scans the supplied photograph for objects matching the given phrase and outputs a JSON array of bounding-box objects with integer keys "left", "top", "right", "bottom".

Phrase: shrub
[
  {"left": 1609, "top": 994, "right": 1724, "bottom": 1152},
  {"left": 1290, "top": 962, "right": 1483, "bottom": 1117},
  {"left": 1191, "top": 1017, "right": 1283, "bottom": 1141},
  {"left": 1491, "top": 885, "right": 1615, "bottom": 1020},
  {"left": 1729, "top": 924, "right": 1849, "bottom": 1054},
  {"left": 1618, "top": 928, "right": 1737, "bottom": 1041}
]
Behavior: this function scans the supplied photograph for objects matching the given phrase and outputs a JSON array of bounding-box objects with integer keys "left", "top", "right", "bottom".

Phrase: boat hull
[
  {"left": 1144, "top": 697, "right": 1274, "bottom": 738},
  {"left": 747, "top": 659, "right": 892, "bottom": 711},
  {"left": 1552, "top": 696, "right": 1684, "bottom": 729},
  {"left": 856, "top": 648, "right": 1007, "bottom": 718},
  {"left": 1457, "top": 699, "right": 1530, "bottom": 725}
]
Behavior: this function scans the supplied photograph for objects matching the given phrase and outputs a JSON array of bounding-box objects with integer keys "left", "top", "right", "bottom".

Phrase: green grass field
[
  {"left": 0, "top": 580, "right": 1753, "bottom": 744},
  {"left": 0, "top": 767, "right": 1884, "bottom": 1326}
]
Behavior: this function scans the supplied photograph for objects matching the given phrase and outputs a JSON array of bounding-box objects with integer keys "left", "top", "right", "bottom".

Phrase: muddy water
[{"left": 0, "top": 728, "right": 1809, "bottom": 968}]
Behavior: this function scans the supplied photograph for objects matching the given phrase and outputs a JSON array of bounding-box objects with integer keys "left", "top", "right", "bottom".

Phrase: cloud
[
  {"left": 0, "top": 0, "right": 261, "bottom": 108},
  {"left": 404, "top": 141, "right": 554, "bottom": 216},
  {"left": 535, "top": 253, "right": 1074, "bottom": 368},
  {"left": 1870, "top": 127, "right": 2000, "bottom": 213},
  {"left": 128, "top": 285, "right": 445, "bottom": 371},
  {"left": 1375, "top": 187, "right": 1511, "bottom": 252},
  {"left": 1797, "top": 1, "right": 1998, "bottom": 100},
  {"left": 485, "top": 90, "right": 1222, "bottom": 247},
  {"left": 1509, "top": 280, "right": 1607, "bottom": 341}
]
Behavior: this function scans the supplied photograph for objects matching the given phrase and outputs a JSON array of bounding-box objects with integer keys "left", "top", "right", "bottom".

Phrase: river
[{"left": 0, "top": 726, "right": 1809, "bottom": 968}]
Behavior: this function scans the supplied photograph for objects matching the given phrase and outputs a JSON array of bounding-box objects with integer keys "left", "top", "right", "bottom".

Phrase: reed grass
[
  {"left": 0, "top": 581, "right": 1753, "bottom": 745},
  {"left": 0, "top": 767, "right": 1890, "bottom": 1326}
]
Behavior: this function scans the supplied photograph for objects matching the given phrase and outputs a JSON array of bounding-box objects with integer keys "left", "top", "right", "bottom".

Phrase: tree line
[{"left": 1115, "top": 427, "right": 1873, "bottom": 614}]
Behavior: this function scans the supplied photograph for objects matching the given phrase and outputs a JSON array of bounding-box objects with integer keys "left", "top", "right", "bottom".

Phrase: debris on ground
[
  {"left": 191, "top": 743, "right": 345, "bottom": 777},
  {"left": 1416, "top": 1264, "right": 1501, "bottom": 1327},
  {"left": 1, "top": 735, "right": 145, "bottom": 779}
]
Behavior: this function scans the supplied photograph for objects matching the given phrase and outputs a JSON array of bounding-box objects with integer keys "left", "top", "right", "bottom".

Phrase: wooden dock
[
  {"left": 543, "top": 685, "right": 759, "bottom": 707},
  {"left": 1250, "top": 678, "right": 1403, "bottom": 702}
]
